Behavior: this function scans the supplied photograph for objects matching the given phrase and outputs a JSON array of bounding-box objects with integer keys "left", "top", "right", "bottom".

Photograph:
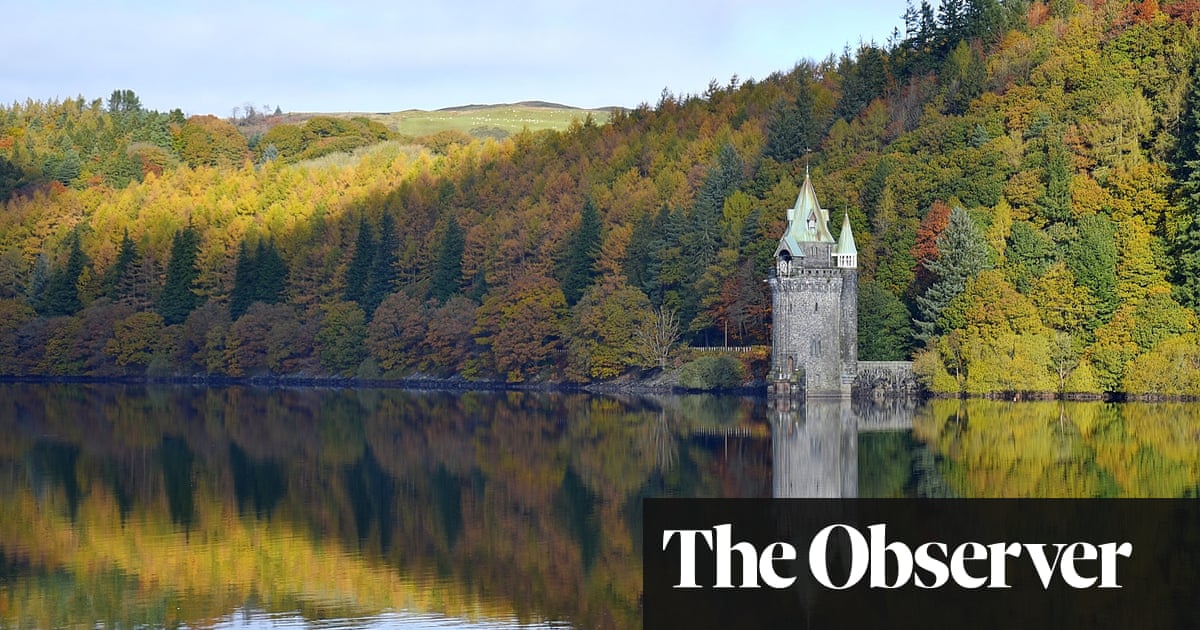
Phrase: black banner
[{"left": 643, "top": 499, "right": 1200, "bottom": 629}]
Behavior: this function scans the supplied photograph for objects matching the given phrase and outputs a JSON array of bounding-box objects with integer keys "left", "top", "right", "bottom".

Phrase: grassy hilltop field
[
  {"left": 247, "top": 101, "right": 613, "bottom": 142},
  {"left": 365, "top": 102, "right": 615, "bottom": 137}
]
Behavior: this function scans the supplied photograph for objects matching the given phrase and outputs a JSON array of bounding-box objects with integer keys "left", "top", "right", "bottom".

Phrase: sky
[{"left": 3, "top": 0, "right": 905, "bottom": 116}]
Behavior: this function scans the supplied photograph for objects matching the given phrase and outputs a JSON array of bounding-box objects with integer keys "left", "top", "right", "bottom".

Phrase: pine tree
[
  {"left": 27, "top": 252, "right": 49, "bottom": 307},
  {"left": 1173, "top": 219, "right": 1200, "bottom": 312},
  {"left": 918, "top": 1, "right": 938, "bottom": 44},
  {"left": 344, "top": 214, "right": 375, "bottom": 307},
  {"left": 254, "top": 240, "right": 287, "bottom": 305},
  {"left": 363, "top": 210, "right": 398, "bottom": 316},
  {"left": 964, "top": 0, "right": 1004, "bottom": 40},
  {"left": 624, "top": 209, "right": 661, "bottom": 295},
  {"left": 559, "top": 199, "right": 602, "bottom": 306},
  {"left": 231, "top": 239, "right": 288, "bottom": 319},
  {"left": 835, "top": 46, "right": 888, "bottom": 121},
  {"left": 40, "top": 235, "right": 88, "bottom": 317},
  {"left": 158, "top": 226, "right": 201, "bottom": 325},
  {"left": 903, "top": 0, "right": 920, "bottom": 39},
  {"left": 690, "top": 144, "right": 743, "bottom": 267},
  {"left": 937, "top": 0, "right": 968, "bottom": 49},
  {"left": 103, "top": 230, "right": 139, "bottom": 301},
  {"left": 914, "top": 206, "right": 992, "bottom": 340},
  {"left": 1171, "top": 62, "right": 1200, "bottom": 313},
  {"left": 0, "top": 156, "right": 21, "bottom": 202},
  {"left": 429, "top": 218, "right": 465, "bottom": 303},
  {"left": 47, "top": 148, "right": 82, "bottom": 186},
  {"left": 229, "top": 242, "right": 257, "bottom": 320},
  {"left": 764, "top": 70, "right": 819, "bottom": 163},
  {"left": 1038, "top": 138, "right": 1072, "bottom": 224},
  {"left": 106, "top": 89, "right": 142, "bottom": 115}
]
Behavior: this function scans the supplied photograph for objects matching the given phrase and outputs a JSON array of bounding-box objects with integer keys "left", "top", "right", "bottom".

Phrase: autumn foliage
[{"left": 4, "top": 0, "right": 1200, "bottom": 395}]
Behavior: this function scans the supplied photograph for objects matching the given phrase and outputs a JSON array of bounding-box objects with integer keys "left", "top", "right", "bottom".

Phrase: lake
[{"left": 0, "top": 384, "right": 1197, "bottom": 628}]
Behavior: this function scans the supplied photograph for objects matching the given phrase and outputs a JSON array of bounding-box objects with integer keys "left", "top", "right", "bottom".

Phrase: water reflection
[
  {"left": 770, "top": 398, "right": 922, "bottom": 498},
  {"left": 769, "top": 396, "right": 1200, "bottom": 499},
  {"left": 914, "top": 398, "right": 1200, "bottom": 497},
  {"left": 3, "top": 384, "right": 1199, "bottom": 627},
  {"left": 0, "top": 384, "right": 770, "bottom": 629},
  {"left": 770, "top": 398, "right": 858, "bottom": 498}
]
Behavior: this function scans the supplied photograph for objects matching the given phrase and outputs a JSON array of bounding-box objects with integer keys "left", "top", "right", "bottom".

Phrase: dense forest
[{"left": 4, "top": 0, "right": 1200, "bottom": 395}]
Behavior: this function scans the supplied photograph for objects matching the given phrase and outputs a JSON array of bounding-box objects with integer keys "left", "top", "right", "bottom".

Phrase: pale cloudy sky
[{"left": 3, "top": 0, "right": 904, "bottom": 115}]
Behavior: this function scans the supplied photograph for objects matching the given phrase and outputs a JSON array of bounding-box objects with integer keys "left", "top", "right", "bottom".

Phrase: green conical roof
[
  {"left": 786, "top": 173, "right": 834, "bottom": 244},
  {"left": 835, "top": 212, "right": 857, "bottom": 255},
  {"left": 776, "top": 172, "right": 834, "bottom": 258}
]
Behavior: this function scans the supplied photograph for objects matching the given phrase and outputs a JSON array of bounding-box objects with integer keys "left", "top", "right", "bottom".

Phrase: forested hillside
[{"left": 3, "top": 0, "right": 1200, "bottom": 395}]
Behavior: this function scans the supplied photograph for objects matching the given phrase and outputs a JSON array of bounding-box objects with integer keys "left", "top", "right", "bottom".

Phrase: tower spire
[{"left": 835, "top": 211, "right": 858, "bottom": 269}]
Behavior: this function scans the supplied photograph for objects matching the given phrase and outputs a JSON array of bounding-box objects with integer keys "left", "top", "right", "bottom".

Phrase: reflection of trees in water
[
  {"left": 160, "top": 436, "right": 194, "bottom": 528},
  {"left": 769, "top": 396, "right": 1200, "bottom": 498},
  {"left": 767, "top": 398, "right": 965, "bottom": 499},
  {"left": 0, "top": 383, "right": 772, "bottom": 629},
  {"left": 913, "top": 399, "right": 1200, "bottom": 497},
  {"left": 229, "top": 442, "right": 286, "bottom": 518},
  {"left": 27, "top": 442, "right": 82, "bottom": 521},
  {"left": 650, "top": 409, "right": 675, "bottom": 471}
]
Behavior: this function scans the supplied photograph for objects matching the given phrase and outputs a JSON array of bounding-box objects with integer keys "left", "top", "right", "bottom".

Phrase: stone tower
[{"left": 767, "top": 172, "right": 858, "bottom": 398}]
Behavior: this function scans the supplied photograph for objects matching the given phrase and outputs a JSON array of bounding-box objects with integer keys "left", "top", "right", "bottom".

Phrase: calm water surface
[{"left": 1, "top": 384, "right": 1197, "bottom": 628}]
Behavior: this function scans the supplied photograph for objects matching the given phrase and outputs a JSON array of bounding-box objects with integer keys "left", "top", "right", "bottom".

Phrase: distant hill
[
  {"left": 437, "top": 100, "right": 582, "bottom": 111},
  {"left": 266, "top": 102, "right": 615, "bottom": 142}
]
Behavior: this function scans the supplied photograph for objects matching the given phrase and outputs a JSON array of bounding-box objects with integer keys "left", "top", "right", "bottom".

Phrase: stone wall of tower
[{"left": 769, "top": 267, "right": 845, "bottom": 397}]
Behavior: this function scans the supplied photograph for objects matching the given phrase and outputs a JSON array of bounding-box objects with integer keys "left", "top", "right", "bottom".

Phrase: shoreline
[
  {"left": 2, "top": 374, "right": 1196, "bottom": 401},
  {"left": 0, "top": 373, "right": 770, "bottom": 397}
]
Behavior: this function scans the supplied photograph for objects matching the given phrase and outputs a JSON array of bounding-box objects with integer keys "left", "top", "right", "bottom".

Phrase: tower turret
[{"left": 834, "top": 212, "right": 858, "bottom": 269}]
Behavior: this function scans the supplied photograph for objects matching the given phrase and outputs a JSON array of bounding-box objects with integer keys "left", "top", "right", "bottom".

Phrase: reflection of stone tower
[
  {"left": 767, "top": 171, "right": 857, "bottom": 398},
  {"left": 770, "top": 398, "right": 857, "bottom": 498}
]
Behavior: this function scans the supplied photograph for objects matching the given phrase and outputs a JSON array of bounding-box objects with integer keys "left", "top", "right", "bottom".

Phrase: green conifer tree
[
  {"left": 0, "top": 156, "right": 22, "bottom": 202},
  {"left": 623, "top": 208, "right": 662, "bottom": 296},
  {"left": 27, "top": 252, "right": 49, "bottom": 308},
  {"left": 914, "top": 206, "right": 992, "bottom": 340},
  {"left": 559, "top": 200, "right": 602, "bottom": 306},
  {"left": 254, "top": 239, "right": 287, "bottom": 305},
  {"left": 1038, "top": 138, "right": 1072, "bottom": 224},
  {"left": 104, "top": 230, "right": 139, "bottom": 301},
  {"left": 231, "top": 239, "right": 287, "bottom": 319},
  {"left": 157, "top": 226, "right": 201, "bottom": 325},
  {"left": 229, "top": 242, "right": 257, "bottom": 320},
  {"left": 764, "top": 80, "right": 818, "bottom": 164},
  {"left": 1171, "top": 62, "right": 1200, "bottom": 313},
  {"left": 40, "top": 234, "right": 88, "bottom": 317},
  {"left": 690, "top": 144, "right": 743, "bottom": 267},
  {"left": 429, "top": 218, "right": 465, "bottom": 303},
  {"left": 363, "top": 210, "right": 398, "bottom": 316},
  {"left": 344, "top": 214, "right": 375, "bottom": 307},
  {"left": 1067, "top": 214, "right": 1119, "bottom": 324},
  {"left": 835, "top": 46, "right": 888, "bottom": 121}
]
